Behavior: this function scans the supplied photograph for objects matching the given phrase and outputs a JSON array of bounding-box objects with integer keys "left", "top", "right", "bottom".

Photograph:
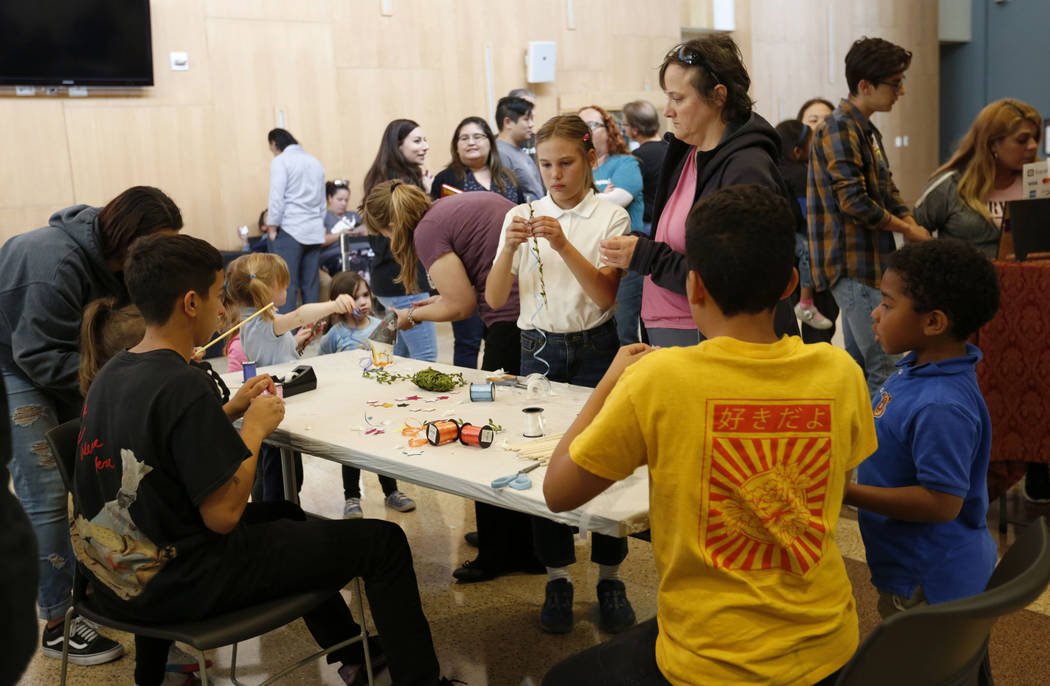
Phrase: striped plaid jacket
[{"left": 806, "top": 99, "right": 911, "bottom": 291}]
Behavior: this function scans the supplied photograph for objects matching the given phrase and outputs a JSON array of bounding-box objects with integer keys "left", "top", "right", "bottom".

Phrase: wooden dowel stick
[{"left": 196, "top": 302, "right": 275, "bottom": 351}]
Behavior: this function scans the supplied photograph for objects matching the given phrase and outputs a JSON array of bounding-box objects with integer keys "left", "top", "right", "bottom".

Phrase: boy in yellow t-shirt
[{"left": 541, "top": 185, "right": 877, "bottom": 686}]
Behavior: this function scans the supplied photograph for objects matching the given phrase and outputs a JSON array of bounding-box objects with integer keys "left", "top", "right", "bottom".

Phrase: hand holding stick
[{"left": 194, "top": 302, "right": 276, "bottom": 356}]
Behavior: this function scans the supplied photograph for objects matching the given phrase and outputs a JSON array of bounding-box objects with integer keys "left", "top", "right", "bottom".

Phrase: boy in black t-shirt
[{"left": 72, "top": 234, "right": 448, "bottom": 686}]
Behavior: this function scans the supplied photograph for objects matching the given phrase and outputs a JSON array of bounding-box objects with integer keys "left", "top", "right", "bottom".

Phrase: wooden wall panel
[
  {"left": 743, "top": 0, "right": 939, "bottom": 203},
  {"left": 0, "top": 0, "right": 684, "bottom": 246},
  {"left": 0, "top": 101, "right": 75, "bottom": 212},
  {"left": 63, "top": 106, "right": 222, "bottom": 243}
]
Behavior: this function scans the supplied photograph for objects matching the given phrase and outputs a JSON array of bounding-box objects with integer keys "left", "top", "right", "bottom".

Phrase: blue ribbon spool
[{"left": 469, "top": 382, "right": 495, "bottom": 402}]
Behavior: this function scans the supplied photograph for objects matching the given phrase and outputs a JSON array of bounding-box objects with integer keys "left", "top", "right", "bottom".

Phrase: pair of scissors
[{"left": 490, "top": 462, "right": 542, "bottom": 490}]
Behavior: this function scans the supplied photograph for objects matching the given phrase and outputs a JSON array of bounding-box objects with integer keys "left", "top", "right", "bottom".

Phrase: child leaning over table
[
  {"left": 846, "top": 238, "right": 1001, "bottom": 617},
  {"left": 542, "top": 185, "right": 877, "bottom": 686},
  {"left": 318, "top": 270, "right": 417, "bottom": 518}
]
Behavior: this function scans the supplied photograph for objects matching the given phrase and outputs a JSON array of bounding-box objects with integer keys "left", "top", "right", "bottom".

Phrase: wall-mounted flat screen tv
[{"left": 0, "top": 1, "right": 153, "bottom": 87}]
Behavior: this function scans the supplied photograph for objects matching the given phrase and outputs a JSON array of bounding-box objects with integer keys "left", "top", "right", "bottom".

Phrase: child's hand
[
  {"left": 190, "top": 346, "right": 207, "bottom": 362},
  {"left": 599, "top": 235, "right": 639, "bottom": 269},
  {"left": 226, "top": 373, "right": 275, "bottom": 419},
  {"left": 329, "top": 293, "right": 356, "bottom": 316},
  {"left": 601, "top": 343, "right": 654, "bottom": 386},
  {"left": 244, "top": 393, "right": 285, "bottom": 436},
  {"left": 504, "top": 216, "right": 531, "bottom": 251},
  {"left": 294, "top": 327, "right": 315, "bottom": 352},
  {"left": 529, "top": 216, "right": 568, "bottom": 252}
]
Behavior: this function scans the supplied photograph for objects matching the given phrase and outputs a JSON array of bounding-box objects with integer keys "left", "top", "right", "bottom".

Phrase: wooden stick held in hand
[{"left": 196, "top": 302, "right": 275, "bottom": 353}]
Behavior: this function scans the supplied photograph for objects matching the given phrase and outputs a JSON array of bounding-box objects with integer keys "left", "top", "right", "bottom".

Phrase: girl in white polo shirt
[{"left": 486, "top": 114, "right": 635, "bottom": 636}]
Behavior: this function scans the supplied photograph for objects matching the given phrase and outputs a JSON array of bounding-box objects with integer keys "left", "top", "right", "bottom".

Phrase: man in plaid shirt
[{"left": 807, "top": 36, "right": 931, "bottom": 398}]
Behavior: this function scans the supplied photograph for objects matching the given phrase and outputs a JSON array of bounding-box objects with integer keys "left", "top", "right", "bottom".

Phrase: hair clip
[
  {"left": 249, "top": 273, "right": 257, "bottom": 279},
  {"left": 390, "top": 180, "right": 402, "bottom": 191},
  {"left": 582, "top": 133, "right": 590, "bottom": 142}
]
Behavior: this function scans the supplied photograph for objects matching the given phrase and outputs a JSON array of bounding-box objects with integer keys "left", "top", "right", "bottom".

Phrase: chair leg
[
  {"left": 354, "top": 577, "right": 373, "bottom": 686},
  {"left": 196, "top": 650, "right": 211, "bottom": 686},
  {"left": 230, "top": 642, "right": 245, "bottom": 686},
  {"left": 59, "top": 605, "right": 76, "bottom": 686},
  {"left": 1000, "top": 491, "right": 1008, "bottom": 534}
]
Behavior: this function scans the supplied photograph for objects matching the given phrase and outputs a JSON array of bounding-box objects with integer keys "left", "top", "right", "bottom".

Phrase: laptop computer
[{"left": 1007, "top": 197, "right": 1050, "bottom": 261}]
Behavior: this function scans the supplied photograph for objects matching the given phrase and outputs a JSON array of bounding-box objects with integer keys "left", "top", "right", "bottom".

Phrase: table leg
[{"left": 280, "top": 447, "right": 300, "bottom": 505}]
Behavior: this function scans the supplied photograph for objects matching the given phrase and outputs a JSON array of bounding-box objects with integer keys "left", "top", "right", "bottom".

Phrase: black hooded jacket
[
  {"left": 0, "top": 206, "right": 126, "bottom": 415},
  {"left": 629, "top": 112, "right": 799, "bottom": 295}
]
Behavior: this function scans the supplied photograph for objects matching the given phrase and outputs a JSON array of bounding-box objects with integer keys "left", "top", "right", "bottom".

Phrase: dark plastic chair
[
  {"left": 835, "top": 516, "right": 1050, "bottom": 686},
  {"left": 46, "top": 418, "right": 372, "bottom": 686}
]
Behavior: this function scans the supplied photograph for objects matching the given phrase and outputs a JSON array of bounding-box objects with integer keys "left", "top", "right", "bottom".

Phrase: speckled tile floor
[{"left": 14, "top": 323, "right": 1050, "bottom": 685}]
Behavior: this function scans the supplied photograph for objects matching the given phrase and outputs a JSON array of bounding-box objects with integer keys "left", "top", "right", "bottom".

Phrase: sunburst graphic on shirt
[{"left": 702, "top": 401, "right": 833, "bottom": 576}]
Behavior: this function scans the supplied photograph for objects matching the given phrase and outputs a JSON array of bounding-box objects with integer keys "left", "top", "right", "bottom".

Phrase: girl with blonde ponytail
[{"left": 224, "top": 252, "right": 355, "bottom": 501}]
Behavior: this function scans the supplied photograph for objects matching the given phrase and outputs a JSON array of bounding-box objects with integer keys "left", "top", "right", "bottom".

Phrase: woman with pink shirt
[{"left": 599, "top": 35, "right": 799, "bottom": 347}]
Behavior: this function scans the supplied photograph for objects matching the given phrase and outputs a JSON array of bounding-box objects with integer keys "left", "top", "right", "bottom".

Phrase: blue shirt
[
  {"left": 594, "top": 154, "right": 644, "bottom": 234},
  {"left": 858, "top": 344, "right": 997, "bottom": 603},
  {"left": 319, "top": 317, "right": 381, "bottom": 355},
  {"left": 239, "top": 307, "right": 299, "bottom": 366},
  {"left": 268, "top": 144, "right": 326, "bottom": 245}
]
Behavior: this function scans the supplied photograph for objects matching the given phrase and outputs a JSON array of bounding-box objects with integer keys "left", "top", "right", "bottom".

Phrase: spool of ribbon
[
  {"left": 426, "top": 419, "right": 460, "bottom": 446},
  {"left": 522, "top": 407, "right": 545, "bottom": 438},
  {"left": 459, "top": 423, "right": 495, "bottom": 449}
]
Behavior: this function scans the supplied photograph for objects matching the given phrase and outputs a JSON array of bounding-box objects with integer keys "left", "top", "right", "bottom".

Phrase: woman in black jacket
[{"left": 600, "top": 35, "right": 799, "bottom": 346}]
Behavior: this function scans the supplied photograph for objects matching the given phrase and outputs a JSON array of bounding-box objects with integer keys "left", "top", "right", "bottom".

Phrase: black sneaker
[
  {"left": 41, "top": 615, "right": 125, "bottom": 665},
  {"left": 540, "top": 579, "right": 574, "bottom": 634},
  {"left": 1024, "top": 463, "right": 1050, "bottom": 504},
  {"left": 597, "top": 579, "right": 636, "bottom": 634}
]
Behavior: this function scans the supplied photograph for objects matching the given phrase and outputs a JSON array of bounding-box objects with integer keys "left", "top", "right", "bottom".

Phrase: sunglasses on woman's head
[
  {"left": 670, "top": 44, "right": 722, "bottom": 86},
  {"left": 331, "top": 179, "right": 349, "bottom": 187}
]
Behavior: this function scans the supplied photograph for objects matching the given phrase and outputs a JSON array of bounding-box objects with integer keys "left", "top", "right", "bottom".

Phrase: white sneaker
[
  {"left": 344, "top": 497, "right": 364, "bottom": 519},
  {"left": 384, "top": 490, "right": 416, "bottom": 512},
  {"left": 794, "top": 303, "right": 834, "bottom": 330}
]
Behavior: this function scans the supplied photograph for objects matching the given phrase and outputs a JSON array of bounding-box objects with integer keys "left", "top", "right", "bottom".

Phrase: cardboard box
[{"left": 1022, "top": 160, "right": 1050, "bottom": 199}]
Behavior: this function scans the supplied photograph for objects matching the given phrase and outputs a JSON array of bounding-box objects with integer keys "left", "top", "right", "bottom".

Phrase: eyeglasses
[
  {"left": 669, "top": 44, "right": 721, "bottom": 86},
  {"left": 585, "top": 121, "right": 605, "bottom": 131},
  {"left": 876, "top": 76, "right": 906, "bottom": 92},
  {"left": 331, "top": 179, "right": 348, "bottom": 187},
  {"left": 457, "top": 133, "right": 488, "bottom": 143}
]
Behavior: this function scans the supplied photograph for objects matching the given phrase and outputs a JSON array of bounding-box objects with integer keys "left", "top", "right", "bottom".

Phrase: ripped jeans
[{"left": 3, "top": 369, "right": 74, "bottom": 621}]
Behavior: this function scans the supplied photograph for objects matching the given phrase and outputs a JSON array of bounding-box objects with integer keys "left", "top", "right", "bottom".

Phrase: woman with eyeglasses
[
  {"left": 431, "top": 117, "right": 524, "bottom": 368},
  {"left": 361, "top": 119, "right": 439, "bottom": 363},
  {"left": 432, "top": 117, "right": 524, "bottom": 203},
  {"left": 578, "top": 105, "right": 647, "bottom": 345},
  {"left": 598, "top": 35, "right": 799, "bottom": 348}
]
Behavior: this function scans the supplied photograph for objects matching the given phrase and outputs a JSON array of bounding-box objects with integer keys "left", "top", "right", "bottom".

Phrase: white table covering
[{"left": 222, "top": 350, "right": 650, "bottom": 537}]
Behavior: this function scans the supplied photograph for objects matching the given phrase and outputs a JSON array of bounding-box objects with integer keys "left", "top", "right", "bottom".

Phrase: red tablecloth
[{"left": 977, "top": 259, "right": 1050, "bottom": 499}]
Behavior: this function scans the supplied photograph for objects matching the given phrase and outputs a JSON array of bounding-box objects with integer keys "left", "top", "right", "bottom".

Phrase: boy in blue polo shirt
[{"left": 846, "top": 238, "right": 1000, "bottom": 616}]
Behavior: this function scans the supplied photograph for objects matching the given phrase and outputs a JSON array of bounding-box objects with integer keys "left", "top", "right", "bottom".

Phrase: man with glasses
[{"left": 807, "top": 37, "right": 930, "bottom": 399}]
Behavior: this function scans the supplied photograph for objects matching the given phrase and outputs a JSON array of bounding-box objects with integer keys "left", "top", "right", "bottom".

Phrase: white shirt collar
[{"left": 537, "top": 189, "right": 600, "bottom": 220}]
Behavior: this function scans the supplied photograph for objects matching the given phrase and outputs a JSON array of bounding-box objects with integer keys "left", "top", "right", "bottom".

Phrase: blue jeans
[
  {"left": 614, "top": 270, "right": 644, "bottom": 345},
  {"left": 519, "top": 321, "right": 627, "bottom": 567},
  {"left": 451, "top": 312, "right": 484, "bottom": 369},
  {"left": 376, "top": 294, "right": 438, "bottom": 362},
  {"left": 830, "top": 277, "right": 901, "bottom": 398},
  {"left": 519, "top": 320, "right": 620, "bottom": 387},
  {"left": 269, "top": 229, "right": 321, "bottom": 314},
  {"left": 794, "top": 234, "right": 815, "bottom": 290},
  {"left": 3, "top": 369, "right": 73, "bottom": 621}
]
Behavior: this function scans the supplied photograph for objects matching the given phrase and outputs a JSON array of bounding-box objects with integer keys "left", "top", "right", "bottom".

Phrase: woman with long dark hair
[{"left": 361, "top": 119, "right": 438, "bottom": 362}]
